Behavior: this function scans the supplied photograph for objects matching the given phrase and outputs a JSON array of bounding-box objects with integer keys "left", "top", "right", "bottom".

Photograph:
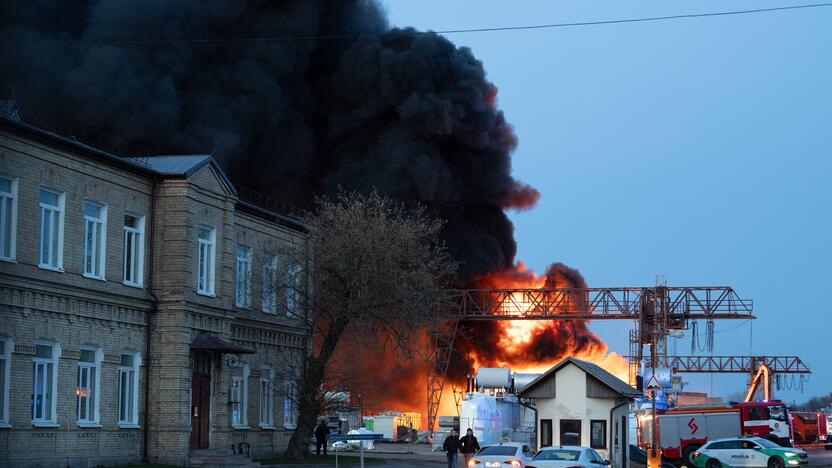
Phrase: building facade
[
  {"left": 0, "top": 109, "right": 311, "bottom": 467},
  {"left": 519, "top": 358, "right": 640, "bottom": 468}
]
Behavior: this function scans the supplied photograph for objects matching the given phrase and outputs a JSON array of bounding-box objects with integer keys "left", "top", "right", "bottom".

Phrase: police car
[{"left": 693, "top": 437, "right": 807, "bottom": 468}]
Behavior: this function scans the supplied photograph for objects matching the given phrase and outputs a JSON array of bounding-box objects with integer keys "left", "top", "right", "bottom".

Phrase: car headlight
[{"left": 784, "top": 452, "right": 798, "bottom": 457}]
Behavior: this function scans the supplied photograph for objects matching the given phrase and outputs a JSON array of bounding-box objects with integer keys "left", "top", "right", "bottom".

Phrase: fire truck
[
  {"left": 790, "top": 411, "right": 830, "bottom": 445},
  {"left": 645, "top": 400, "right": 791, "bottom": 467}
]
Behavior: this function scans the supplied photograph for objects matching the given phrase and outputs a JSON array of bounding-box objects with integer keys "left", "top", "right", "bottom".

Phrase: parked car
[
  {"left": 526, "top": 446, "right": 610, "bottom": 468},
  {"left": 467, "top": 442, "right": 536, "bottom": 468},
  {"left": 693, "top": 437, "right": 808, "bottom": 468}
]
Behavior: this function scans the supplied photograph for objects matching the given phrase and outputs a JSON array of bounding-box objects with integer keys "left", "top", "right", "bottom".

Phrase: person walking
[
  {"left": 315, "top": 419, "right": 331, "bottom": 455},
  {"left": 459, "top": 428, "right": 480, "bottom": 466},
  {"left": 442, "top": 429, "right": 460, "bottom": 468}
]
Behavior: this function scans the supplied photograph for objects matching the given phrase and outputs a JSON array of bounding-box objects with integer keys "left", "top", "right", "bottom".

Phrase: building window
[
  {"left": 77, "top": 347, "right": 102, "bottom": 426},
  {"left": 32, "top": 342, "right": 60, "bottom": 426},
  {"left": 0, "top": 176, "right": 17, "bottom": 261},
  {"left": 284, "top": 380, "right": 299, "bottom": 429},
  {"left": 196, "top": 226, "right": 216, "bottom": 295},
  {"left": 259, "top": 367, "right": 274, "bottom": 428},
  {"left": 262, "top": 255, "right": 277, "bottom": 313},
  {"left": 235, "top": 245, "right": 252, "bottom": 308},
  {"left": 82, "top": 202, "right": 107, "bottom": 279},
  {"left": 286, "top": 261, "right": 302, "bottom": 318},
  {"left": 123, "top": 214, "right": 144, "bottom": 286},
  {"left": 0, "top": 337, "right": 11, "bottom": 427},
  {"left": 38, "top": 188, "right": 64, "bottom": 270},
  {"left": 230, "top": 364, "right": 249, "bottom": 429},
  {"left": 118, "top": 352, "right": 141, "bottom": 427},
  {"left": 590, "top": 420, "right": 607, "bottom": 449}
]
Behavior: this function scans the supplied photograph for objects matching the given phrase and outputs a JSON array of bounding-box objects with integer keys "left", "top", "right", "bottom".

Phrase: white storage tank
[
  {"left": 459, "top": 392, "right": 503, "bottom": 446},
  {"left": 477, "top": 368, "right": 511, "bottom": 388}
]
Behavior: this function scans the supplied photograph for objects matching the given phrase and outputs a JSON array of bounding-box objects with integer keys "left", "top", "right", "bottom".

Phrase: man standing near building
[
  {"left": 315, "top": 419, "right": 331, "bottom": 455},
  {"left": 459, "top": 428, "right": 480, "bottom": 465},
  {"left": 443, "top": 429, "right": 460, "bottom": 468}
]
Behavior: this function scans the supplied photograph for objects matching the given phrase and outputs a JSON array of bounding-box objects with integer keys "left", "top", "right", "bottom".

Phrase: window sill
[
  {"left": 232, "top": 424, "right": 250, "bottom": 430},
  {"left": 262, "top": 310, "right": 277, "bottom": 315},
  {"left": 32, "top": 421, "right": 59, "bottom": 428},
  {"left": 118, "top": 423, "right": 141, "bottom": 429},
  {"left": 37, "top": 264, "right": 64, "bottom": 273},
  {"left": 259, "top": 424, "right": 276, "bottom": 430},
  {"left": 0, "top": 257, "right": 16, "bottom": 263},
  {"left": 123, "top": 281, "right": 144, "bottom": 289},
  {"left": 0, "top": 422, "right": 11, "bottom": 429},
  {"left": 78, "top": 422, "right": 102, "bottom": 428},
  {"left": 284, "top": 424, "right": 298, "bottom": 430},
  {"left": 197, "top": 291, "right": 216, "bottom": 297},
  {"left": 83, "top": 273, "right": 106, "bottom": 281}
]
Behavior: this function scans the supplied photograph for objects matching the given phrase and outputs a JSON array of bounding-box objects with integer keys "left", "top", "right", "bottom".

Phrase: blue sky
[{"left": 382, "top": 0, "right": 831, "bottom": 403}]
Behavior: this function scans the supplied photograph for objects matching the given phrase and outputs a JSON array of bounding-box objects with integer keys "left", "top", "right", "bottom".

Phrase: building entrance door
[{"left": 190, "top": 351, "right": 212, "bottom": 449}]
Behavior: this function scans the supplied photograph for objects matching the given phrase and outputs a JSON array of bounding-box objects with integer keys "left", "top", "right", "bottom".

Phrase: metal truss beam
[
  {"left": 629, "top": 355, "right": 810, "bottom": 374},
  {"left": 448, "top": 286, "right": 753, "bottom": 321}
]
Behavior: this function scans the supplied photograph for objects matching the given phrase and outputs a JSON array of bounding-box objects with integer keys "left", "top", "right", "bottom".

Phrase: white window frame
[
  {"left": 286, "top": 260, "right": 302, "bottom": 318},
  {"left": 32, "top": 341, "right": 60, "bottom": 427},
  {"left": 0, "top": 337, "right": 12, "bottom": 428},
  {"left": 230, "top": 364, "right": 249, "bottom": 429},
  {"left": 38, "top": 188, "right": 65, "bottom": 271},
  {"left": 283, "top": 379, "right": 299, "bottom": 429},
  {"left": 196, "top": 225, "right": 217, "bottom": 296},
  {"left": 235, "top": 245, "right": 252, "bottom": 308},
  {"left": 82, "top": 202, "right": 107, "bottom": 280},
  {"left": 76, "top": 346, "right": 102, "bottom": 427},
  {"left": 0, "top": 176, "right": 18, "bottom": 262},
  {"left": 117, "top": 352, "right": 141, "bottom": 428},
  {"left": 259, "top": 367, "right": 274, "bottom": 429},
  {"left": 122, "top": 214, "right": 145, "bottom": 287},
  {"left": 262, "top": 255, "right": 277, "bottom": 314}
]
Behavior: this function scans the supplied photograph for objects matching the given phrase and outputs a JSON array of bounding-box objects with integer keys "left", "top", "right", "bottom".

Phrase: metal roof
[{"left": 519, "top": 357, "right": 641, "bottom": 398}]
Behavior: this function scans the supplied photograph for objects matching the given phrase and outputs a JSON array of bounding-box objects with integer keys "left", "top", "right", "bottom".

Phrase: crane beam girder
[
  {"left": 449, "top": 286, "right": 754, "bottom": 320},
  {"left": 629, "top": 355, "right": 810, "bottom": 374}
]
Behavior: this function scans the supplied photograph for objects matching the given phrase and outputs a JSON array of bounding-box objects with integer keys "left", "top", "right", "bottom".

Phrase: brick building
[{"left": 0, "top": 106, "right": 311, "bottom": 467}]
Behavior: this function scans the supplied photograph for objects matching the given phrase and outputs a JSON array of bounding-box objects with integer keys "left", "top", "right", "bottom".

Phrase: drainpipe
[
  {"left": 518, "top": 399, "right": 538, "bottom": 449},
  {"left": 143, "top": 176, "right": 159, "bottom": 463},
  {"left": 609, "top": 398, "right": 631, "bottom": 467}
]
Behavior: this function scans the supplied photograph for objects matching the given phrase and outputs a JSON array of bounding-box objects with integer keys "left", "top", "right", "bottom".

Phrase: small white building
[{"left": 519, "top": 358, "right": 641, "bottom": 468}]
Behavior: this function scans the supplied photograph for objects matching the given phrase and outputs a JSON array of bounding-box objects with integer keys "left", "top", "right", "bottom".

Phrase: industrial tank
[{"left": 459, "top": 392, "right": 503, "bottom": 445}]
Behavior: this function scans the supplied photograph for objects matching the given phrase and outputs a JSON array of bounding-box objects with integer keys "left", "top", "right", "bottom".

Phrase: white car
[
  {"left": 693, "top": 437, "right": 808, "bottom": 468},
  {"left": 526, "top": 446, "right": 611, "bottom": 468},
  {"left": 467, "top": 442, "right": 536, "bottom": 468}
]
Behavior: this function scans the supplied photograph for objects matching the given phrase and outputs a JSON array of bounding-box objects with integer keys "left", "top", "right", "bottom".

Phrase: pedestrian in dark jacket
[
  {"left": 315, "top": 419, "right": 331, "bottom": 455},
  {"left": 459, "top": 428, "right": 480, "bottom": 465},
  {"left": 442, "top": 429, "right": 460, "bottom": 468}
]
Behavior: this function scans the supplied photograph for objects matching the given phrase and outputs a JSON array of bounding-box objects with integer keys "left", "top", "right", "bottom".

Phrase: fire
[
  {"left": 462, "top": 261, "right": 629, "bottom": 382},
  {"left": 341, "top": 261, "right": 629, "bottom": 430}
]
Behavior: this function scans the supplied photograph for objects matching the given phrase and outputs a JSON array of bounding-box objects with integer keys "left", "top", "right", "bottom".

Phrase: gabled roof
[
  {"left": 133, "top": 154, "right": 237, "bottom": 196},
  {"left": 519, "top": 357, "right": 641, "bottom": 398}
]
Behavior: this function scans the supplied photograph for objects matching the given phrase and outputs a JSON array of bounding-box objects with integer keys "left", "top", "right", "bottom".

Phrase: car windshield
[
  {"left": 755, "top": 438, "right": 781, "bottom": 449},
  {"left": 534, "top": 450, "right": 581, "bottom": 461},
  {"left": 478, "top": 446, "right": 517, "bottom": 456}
]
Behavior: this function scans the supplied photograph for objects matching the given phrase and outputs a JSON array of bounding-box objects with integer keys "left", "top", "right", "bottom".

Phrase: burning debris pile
[{"left": 1, "top": 0, "right": 624, "bottom": 424}]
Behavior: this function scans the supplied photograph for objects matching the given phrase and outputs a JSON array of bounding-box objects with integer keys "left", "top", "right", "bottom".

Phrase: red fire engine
[{"left": 644, "top": 400, "right": 791, "bottom": 467}]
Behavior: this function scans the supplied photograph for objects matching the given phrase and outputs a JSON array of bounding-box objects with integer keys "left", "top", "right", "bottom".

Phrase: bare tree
[{"left": 277, "top": 190, "right": 456, "bottom": 458}]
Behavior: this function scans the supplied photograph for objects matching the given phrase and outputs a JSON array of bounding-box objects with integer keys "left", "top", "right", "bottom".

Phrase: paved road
[{"left": 807, "top": 448, "right": 832, "bottom": 467}]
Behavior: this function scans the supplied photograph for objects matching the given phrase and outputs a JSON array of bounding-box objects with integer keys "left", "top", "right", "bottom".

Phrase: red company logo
[{"left": 688, "top": 418, "right": 699, "bottom": 435}]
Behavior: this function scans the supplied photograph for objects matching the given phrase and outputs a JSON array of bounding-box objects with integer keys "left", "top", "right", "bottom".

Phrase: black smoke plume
[{"left": 0, "top": 0, "right": 539, "bottom": 280}]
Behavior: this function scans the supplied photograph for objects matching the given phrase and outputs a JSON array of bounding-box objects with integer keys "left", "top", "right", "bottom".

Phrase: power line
[{"left": 36, "top": 2, "right": 832, "bottom": 46}]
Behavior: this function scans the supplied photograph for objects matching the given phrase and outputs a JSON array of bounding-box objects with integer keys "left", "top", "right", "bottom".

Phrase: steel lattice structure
[
  {"left": 426, "top": 286, "right": 757, "bottom": 433},
  {"left": 629, "top": 355, "right": 811, "bottom": 374}
]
